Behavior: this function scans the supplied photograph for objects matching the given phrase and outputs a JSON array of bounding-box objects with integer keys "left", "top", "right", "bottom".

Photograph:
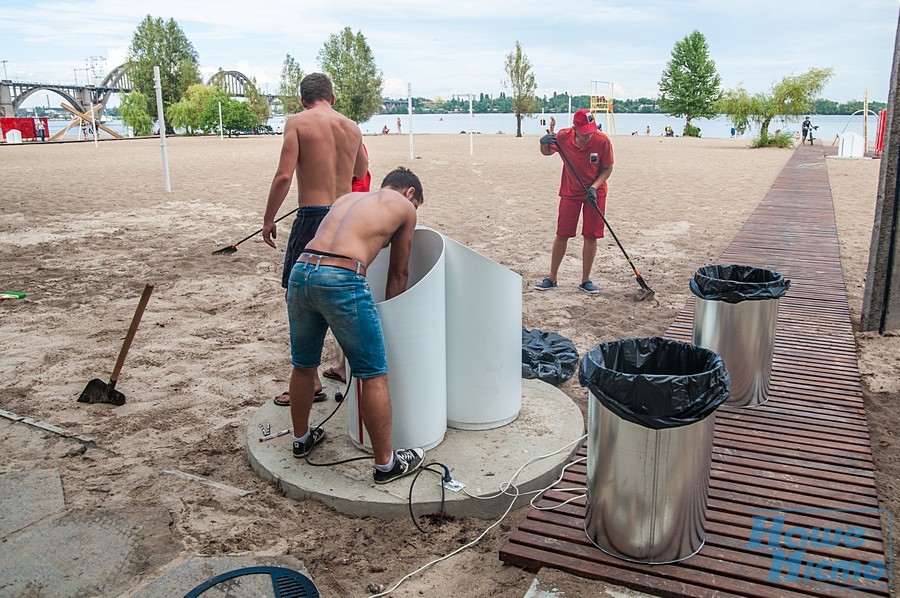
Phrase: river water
[{"left": 45, "top": 112, "right": 880, "bottom": 144}]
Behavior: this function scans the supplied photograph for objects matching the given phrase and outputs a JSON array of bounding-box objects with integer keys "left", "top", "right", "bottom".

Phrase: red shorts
[{"left": 556, "top": 195, "right": 606, "bottom": 239}]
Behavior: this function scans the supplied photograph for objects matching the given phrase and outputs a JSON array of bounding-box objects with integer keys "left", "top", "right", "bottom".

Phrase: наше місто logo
[{"left": 748, "top": 508, "right": 892, "bottom": 590}]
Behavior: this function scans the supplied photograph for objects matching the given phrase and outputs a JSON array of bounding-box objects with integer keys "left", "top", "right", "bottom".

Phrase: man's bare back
[{"left": 263, "top": 99, "right": 367, "bottom": 248}]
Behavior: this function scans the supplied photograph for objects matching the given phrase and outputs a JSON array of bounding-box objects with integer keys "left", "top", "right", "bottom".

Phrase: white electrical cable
[{"left": 368, "top": 433, "right": 587, "bottom": 598}]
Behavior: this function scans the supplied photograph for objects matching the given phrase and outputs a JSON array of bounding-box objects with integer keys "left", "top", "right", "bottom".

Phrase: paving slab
[
  {"left": 0, "top": 507, "right": 181, "bottom": 597},
  {"left": 246, "top": 378, "right": 585, "bottom": 519},
  {"left": 0, "top": 469, "right": 64, "bottom": 537}
]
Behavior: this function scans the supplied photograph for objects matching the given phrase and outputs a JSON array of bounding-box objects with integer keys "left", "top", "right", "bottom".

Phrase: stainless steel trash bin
[
  {"left": 579, "top": 338, "right": 730, "bottom": 564},
  {"left": 690, "top": 265, "right": 791, "bottom": 408}
]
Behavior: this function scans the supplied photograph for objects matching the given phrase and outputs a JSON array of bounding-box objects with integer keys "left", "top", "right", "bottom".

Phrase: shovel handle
[{"left": 110, "top": 283, "right": 154, "bottom": 383}]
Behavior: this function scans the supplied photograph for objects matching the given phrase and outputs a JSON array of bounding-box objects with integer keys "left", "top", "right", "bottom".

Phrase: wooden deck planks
[{"left": 499, "top": 145, "right": 892, "bottom": 596}]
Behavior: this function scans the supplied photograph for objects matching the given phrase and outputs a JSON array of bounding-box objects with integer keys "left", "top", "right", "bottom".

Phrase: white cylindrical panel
[
  {"left": 443, "top": 236, "right": 522, "bottom": 430},
  {"left": 347, "top": 228, "right": 447, "bottom": 451}
]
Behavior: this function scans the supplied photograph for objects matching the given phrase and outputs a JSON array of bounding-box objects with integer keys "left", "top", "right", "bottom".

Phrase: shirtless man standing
[
  {"left": 288, "top": 167, "right": 426, "bottom": 484},
  {"left": 263, "top": 72, "right": 368, "bottom": 405}
]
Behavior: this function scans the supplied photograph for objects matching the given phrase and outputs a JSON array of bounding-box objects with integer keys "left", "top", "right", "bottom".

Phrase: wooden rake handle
[{"left": 110, "top": 283, "right": 154, "bottom": 383}]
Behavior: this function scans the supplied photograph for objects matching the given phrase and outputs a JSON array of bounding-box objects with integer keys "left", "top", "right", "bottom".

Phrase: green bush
[
  {"left": 683, "top": 124, "right": 702, "bottom": 137},
  {"left": 750, "top": 129, "right": 795, "bottom": 149}
]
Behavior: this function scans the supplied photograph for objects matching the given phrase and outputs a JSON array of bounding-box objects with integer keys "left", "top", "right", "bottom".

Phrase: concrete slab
[
  {"left": 246, "top": 378, "right": 585, "bottom": 519},
  {"left": 129, "top": 554, "right": 314, "bottom": 597},
  {"left": 0, "top": 507, "right": 182, "bottom": 597},
  {"left": 0, "top": 469, "right": 65, "bottom": 537}
]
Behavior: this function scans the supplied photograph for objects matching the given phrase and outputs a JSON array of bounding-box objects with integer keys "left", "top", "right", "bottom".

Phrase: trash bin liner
[
  {"left": 578, "top": 337, "right": 730, "bottom": 430},
  {"left": 579, "top": 337, "right": 730, "bottom": 564},
  {"left": 690, "top": 264, "right": 790, "bottom": 303},
  {"left": 690, "top": 264, "right": 789, "bottom": 407},
  {"left": 522, "top": 326, "right": 579, "bottom": 386}
]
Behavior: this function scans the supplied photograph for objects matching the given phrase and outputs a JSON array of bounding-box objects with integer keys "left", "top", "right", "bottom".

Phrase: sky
[{"left": 0, "top": 0, "right": 898, "bottom": 107}]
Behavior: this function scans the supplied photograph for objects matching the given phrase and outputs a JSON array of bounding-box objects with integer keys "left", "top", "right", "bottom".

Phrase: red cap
[{"left": 573, "top": 109, "right": 598, "bottom": 135}]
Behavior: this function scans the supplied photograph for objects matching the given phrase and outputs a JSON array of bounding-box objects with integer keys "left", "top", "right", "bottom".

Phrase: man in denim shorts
[
  {"left": 286, "top": 167, "right": 426, "bottom": 484},
  {"left": 262, "top": 73, "right": 368, "bottom": 404}
]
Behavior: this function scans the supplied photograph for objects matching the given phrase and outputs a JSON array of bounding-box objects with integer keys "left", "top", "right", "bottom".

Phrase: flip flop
[
  {"left": 322, "top": 367, "right": 347, "bottom": 384},
  {"left": 274, "top": 390, "right": 327, "bottom": 407}
]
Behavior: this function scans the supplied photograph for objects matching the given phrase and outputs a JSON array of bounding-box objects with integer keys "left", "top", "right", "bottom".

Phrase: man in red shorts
[{"left": 535, "top": 109, "right": 614, "bottom": 294}]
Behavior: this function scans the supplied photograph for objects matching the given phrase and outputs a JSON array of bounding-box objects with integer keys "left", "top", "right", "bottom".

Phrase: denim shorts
[
  {"left": 282, "top": 206, "right": 331, "bottom": 288},
  {"left": 286, "top": 261, "right": 387, "bottom": 379}
]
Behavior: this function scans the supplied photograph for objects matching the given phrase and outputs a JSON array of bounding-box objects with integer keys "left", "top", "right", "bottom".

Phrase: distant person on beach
[
  {"left": 382, "top": 125, "right": 390, "bottom": 135},
  {"left": 397, "top": 117, "right": 402, "bottom": 134},
  {"left": 646, "top": 125, "right": 650, "bottom": 135},
  {"left": 262, "top": 72, "right": 368, "bottom": 407},
  {"left": 80, "top": 120, "right": 88, "bottom": 140},
  {"left": 286, "top": 167, "right": 426, "bottom": 484},
  {"left": 36, "top": 120, "right": 45, "bottom": 142},
  {"left": 536, "top": 109, "right": 614, "bottom": 295}
]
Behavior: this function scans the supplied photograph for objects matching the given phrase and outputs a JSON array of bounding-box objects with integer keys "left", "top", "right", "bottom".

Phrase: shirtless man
[
  {"left": 288, "top": 167, "right": 426, "bottom": 484},
  {"left": 263, "top": 72, "right": 368, "bottom": 405}
]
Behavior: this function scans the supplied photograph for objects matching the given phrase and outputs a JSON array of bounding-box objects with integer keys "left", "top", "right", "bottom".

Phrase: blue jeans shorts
[
  {"left": 282, "top": 206, "right": 330, "bottom": 288},
  {"left": 286, "top": 261, "right": 388, "bottom": 379}
]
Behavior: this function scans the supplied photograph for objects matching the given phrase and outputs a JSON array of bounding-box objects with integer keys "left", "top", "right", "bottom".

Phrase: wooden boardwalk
[{"left": 499, "top": 146, "right": 892, "bottom": 596}]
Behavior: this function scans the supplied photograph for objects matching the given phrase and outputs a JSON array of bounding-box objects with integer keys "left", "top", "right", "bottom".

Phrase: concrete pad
[
  {"left": 130, "top": 554, "right": 314, "bottom": 597},
  {"left": 0, "top": 507, "right": 181, "bottom": 597},
  {"left": 0, "top": 469, "right": 64, "bottom": 537},
  {"left": 246, "top": 378, "right": 585, "bottom": 519}
]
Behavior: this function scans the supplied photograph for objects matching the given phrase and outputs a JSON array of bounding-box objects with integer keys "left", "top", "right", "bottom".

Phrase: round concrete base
[{"left": 245, "top": 378, "right": 584, "bottom": 519}]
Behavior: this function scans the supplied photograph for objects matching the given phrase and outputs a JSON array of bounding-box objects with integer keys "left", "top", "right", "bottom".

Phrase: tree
[
  {"left": 317, "top": 27, "right": 383, "bottom": 123},
  {"left": 278, "top": 54, "right": 305, "bottom": 115},
  {"left": 658, "top": 30, "right": 722, "bottom": 136},
  {"left": 199, "top": 91, "right": 256, "bottom": 136},
  {"left": 244, "top": 76, "right": 270, "bottom": 125},
  {"left": 716, "top": 67, "right": 833, "bottom": 146},
  {"left": 503, "top": 40, "right": 537, "bottom": 137},
  {"left": 119, "top": 90, "right": 153, "bottom": 136},
  {"left": 127, "top": 15, "right": 202, "bottom": 131}
]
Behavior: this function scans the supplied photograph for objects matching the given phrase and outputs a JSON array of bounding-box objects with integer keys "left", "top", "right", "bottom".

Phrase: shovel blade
[
  {"left": 77, "top": 378, "right": 126, "bottom": 406},
  {"left": 212, "top": 245, "right": 238, "bottom": 255}
]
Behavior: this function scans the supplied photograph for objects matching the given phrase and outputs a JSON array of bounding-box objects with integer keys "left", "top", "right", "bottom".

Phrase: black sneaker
[
  {"left": 373, "top": 448, "right": 425, "bottom": 484},
  {"left": 292, "top": 427, "right": 326, "bottom": 459}
]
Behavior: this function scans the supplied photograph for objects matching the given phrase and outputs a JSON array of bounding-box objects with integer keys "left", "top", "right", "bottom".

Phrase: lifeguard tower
[{"left": 590, "top": 80, "right": 616, "bottom": 136}]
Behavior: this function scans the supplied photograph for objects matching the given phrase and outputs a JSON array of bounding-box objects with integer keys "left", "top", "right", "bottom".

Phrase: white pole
[
  {"left": 864, "top": 88, "right": 869, "bottom": 151},
  {"left": 407, "top": 82, "right": 413, "bottom": 160},
  {"left": 567, "top": 95, "right": 572, "bottom": 127},
  {"left": 153, "top": 66, "right": 171, "bottom": 193},
  {"left": 468, "top": 93, "right": 473, "bottom": 155},
  {"left": 218, "top": 101, "right": 223, "bottom": 140}
]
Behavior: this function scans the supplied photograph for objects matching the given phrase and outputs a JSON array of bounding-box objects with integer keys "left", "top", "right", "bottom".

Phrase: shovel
[
  {"left": 78, "top": 283, "right": 154, "bottom": 406},
  {"left": 213, "top": 207, "right": 300, "bottom": 255}
]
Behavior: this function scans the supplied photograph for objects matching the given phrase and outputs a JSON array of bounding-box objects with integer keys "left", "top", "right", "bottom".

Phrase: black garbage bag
[
  {"left": 690, "top": 264, "right": 790, "bottom": 304},
  {"left": 579, "top": 337, "right": 730, "bottom": 429},
  {"left": 522, "top": 326, "right": 579, "bottom": 386}
]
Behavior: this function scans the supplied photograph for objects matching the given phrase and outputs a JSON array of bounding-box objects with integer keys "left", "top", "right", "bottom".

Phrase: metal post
[
  {"left": 469, "top": 94, "right": 474, "bottom": 155},
  {"left": 218, "top": 101, "right": 223, "bottom": 140},
  {"left": 153, "top": 66, "right": 171, "bottom": 193},
  {"left": 1, "top": 60, "right": 8, "bottom": 80},
  {"left": 408, "top": 83, "right": 413, "bottom": 160}
]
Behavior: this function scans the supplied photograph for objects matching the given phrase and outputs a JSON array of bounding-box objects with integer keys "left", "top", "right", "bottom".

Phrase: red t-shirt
[
  {"left": 553, "top": 128, "right": 614, "bottom": 199},
  {"left": 352, "top": 143, "right": 372, "bottom": 192}
]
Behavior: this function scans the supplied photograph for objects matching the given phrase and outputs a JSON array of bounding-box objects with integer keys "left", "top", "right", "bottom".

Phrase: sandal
[
  {"left": 322, "top": 367, "right": 347, "bottom": 384},
  {"left": 274, "top": 390, "right": 327, "bottom": 407}
]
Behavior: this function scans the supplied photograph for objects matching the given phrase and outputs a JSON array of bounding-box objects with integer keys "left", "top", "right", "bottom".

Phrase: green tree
[
  {"left": 503, "top": 40, "right": 537, "bottom": 137},
  {"left": 658, "top": 30, "right": 722, "bottom": 136},
  {"left": 127, "top": 15, "right": 202, "bottom": 131},
  {"left": 278, "top": 54, "right": 305, "bottom": 115},
  {"left": 119, "top": 90, "right": 153, "bottom": 136},
  {"left": 165, "top": 83, "right": 215, "bottom": 135},
  {"left": 716, "top": 67, "right": 833, "bottom": 146},
  {"left": 317, "top": 27, "right": 383, "bottom": 122},
  {"left": 244, "top": 76, "right": 270, "bottom": 125}
]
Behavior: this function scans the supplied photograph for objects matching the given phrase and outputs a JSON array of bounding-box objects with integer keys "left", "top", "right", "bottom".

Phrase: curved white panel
[
  {"left": 347, "top": 228, "right": 447, "bottom": 451},
  {"left": 443, "top": 237, "right": 522, "bottom": 429}
]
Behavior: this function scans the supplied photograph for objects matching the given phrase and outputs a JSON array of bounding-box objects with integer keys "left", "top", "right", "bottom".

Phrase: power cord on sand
[{"left": 368, "top": 433, "right": 588, "bottom": 598}]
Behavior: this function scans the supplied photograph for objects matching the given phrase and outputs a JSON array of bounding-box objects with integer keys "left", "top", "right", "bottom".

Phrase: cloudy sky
[{"left": 1, "top": 0, "right": 897, "bottom": 105}]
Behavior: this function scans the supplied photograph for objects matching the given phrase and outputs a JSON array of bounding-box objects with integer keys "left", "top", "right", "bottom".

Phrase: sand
[{"left": 0, "top": 132, "right": 896, "bottom": 596}]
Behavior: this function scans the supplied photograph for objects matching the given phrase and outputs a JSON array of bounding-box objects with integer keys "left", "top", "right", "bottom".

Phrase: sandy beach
[{"left": 0, "top": 132, "right": 896, "bottom": 596}]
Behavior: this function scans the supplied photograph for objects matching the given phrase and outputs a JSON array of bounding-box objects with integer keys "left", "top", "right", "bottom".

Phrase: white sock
[
  {"left": 374, "top": 452, "right": 395, "bottom": 472},
  {"left": 294, "top": 428, "right": 311, "bottom": 444}
]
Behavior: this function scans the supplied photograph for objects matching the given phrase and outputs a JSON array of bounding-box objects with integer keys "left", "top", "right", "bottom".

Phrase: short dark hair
[
  {"left": 300, "top": 73, "right": 333, "bottom": 104},
  {"left": 381, "top": 167, "right": 424, "bottom": 202}
]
